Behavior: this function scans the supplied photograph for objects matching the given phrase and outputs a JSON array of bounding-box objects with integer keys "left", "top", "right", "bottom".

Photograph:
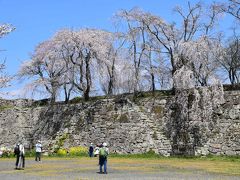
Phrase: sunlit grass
[
  {"left": 154, "top": 159, "right": 240, "bottom": 175},
  {"left": 0, "top": 156, "right": 239, "bottom": 177},
  {"left": 109, "top": 156, "right": 240, "bottom": 176}
]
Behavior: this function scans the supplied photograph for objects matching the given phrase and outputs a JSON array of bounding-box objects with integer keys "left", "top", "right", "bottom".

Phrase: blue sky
[{"left": 0, "top": 0, "right": 234, "bottom": 98}]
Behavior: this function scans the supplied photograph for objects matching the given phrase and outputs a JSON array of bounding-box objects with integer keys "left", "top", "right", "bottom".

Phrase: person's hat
[
  {"left": 103, "top": 142, "right": 107, "bottom": 147},
  {"left": 38, "top": 140, "right": 41, "bottom": 143}
]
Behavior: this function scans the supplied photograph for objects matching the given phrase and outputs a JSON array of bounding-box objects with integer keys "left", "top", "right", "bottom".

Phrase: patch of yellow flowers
[{"left": 57, "top": 146, "right": 88, "bottom": 156}]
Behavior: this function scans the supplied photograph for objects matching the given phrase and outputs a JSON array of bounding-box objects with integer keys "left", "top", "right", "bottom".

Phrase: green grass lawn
[
  {"left": 1, "top": 156, "right": 239, "bottom": 177},
  {"left": 109, "top": 156, "right": 240, "bottom": 176}
]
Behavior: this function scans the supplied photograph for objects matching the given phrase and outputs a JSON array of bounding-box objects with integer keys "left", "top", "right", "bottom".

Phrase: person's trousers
[
  {"left": 15, "top": 155, "right": 20, "bottom": 167},
  {"left": 89, "top": 152, "right": 93, "bottom": 157},
  {"left": 99, "top": 158, "right": 107, "bottom": 173},
  {"left": 17, "top": 155, "right": 25, "bottom": 168},
  {"left": 35, "top": 152, "right": 41, "bottom": 161}
]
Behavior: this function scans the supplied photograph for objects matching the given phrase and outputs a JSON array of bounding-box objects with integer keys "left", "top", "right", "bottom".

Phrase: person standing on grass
[
  {"left": 17, "top": 142, "right": 25, "bottom": 170},
  {"left": 35, "top": 140, "right": 42, "bottom": 162},
  {"left": 97, "top": 144, "right": 102, "bottom": 165},
  {"left": 14, "top": 143, "right": 20, "bottom": 169},
  {"left": 94, "top": 145, "right": 100, "bottom": 157},
  {"left": 99, "top": 142, "right": 109, "bottom": 174},
  {"left": 89, "top": 143, "right": 94, "bottom": 157}
]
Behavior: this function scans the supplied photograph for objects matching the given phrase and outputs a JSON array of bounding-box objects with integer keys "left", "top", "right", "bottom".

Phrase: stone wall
[{"left": 0, "top": 90, "right": 239, "bottom": 156}]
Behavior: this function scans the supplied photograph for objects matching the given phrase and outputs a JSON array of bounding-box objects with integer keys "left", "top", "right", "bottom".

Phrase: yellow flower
[
  {"left": 57, "top": 148, "right": 67, "bottom": 156},
  {"left": 69, "top": 146, "right": 88, "bottom": 156}
]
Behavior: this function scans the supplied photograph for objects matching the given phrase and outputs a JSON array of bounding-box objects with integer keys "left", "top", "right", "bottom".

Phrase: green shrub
[
  {"left": 25, "top": 149, "right": 35, "bottom": 157},
  {"left": 57, "top": 134, "right": 69, "bottom": 147},
  {"left": 0, "top": 147, "right": 14, "bottom": 157},
  {"left": 53, "top": 145, "right": 60, "bottom": 153},
  {"left": 1, "top": 150, "right": 14, "bottom": 158},
  {"left": 146, "top": 149, "right": 156, "bottom": 155}
]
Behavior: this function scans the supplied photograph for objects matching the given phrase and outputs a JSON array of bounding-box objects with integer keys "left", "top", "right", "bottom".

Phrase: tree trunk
[
  {"left": 107, "top": 59, "right": 115, "bottom": 95},
  {"left": 83, "top": 91, "right": 90, "bottom": 101},
  {"left": 151, "top": 72, "right": 155, "bottom": 93},
  {"left": 84, "top": 55, "right": 91, "bottom": 101}
]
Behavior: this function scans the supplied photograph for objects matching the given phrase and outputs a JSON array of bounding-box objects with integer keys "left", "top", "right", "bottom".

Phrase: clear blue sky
[{"left": 0, "top": 0, "right": 233, "bottom": 98}]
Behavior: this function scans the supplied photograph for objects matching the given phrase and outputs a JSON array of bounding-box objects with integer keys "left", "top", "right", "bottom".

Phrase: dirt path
[{"left": 0, "top": 157, "right": 239, "bottom": 180}]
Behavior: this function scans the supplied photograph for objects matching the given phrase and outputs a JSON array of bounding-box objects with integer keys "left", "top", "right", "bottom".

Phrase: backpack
[
  {"left": 14, "top": 145, "right": 20, "bottom": 155},
  {"left": 99, "top": 148, "right": 107, "bottom": 157}
]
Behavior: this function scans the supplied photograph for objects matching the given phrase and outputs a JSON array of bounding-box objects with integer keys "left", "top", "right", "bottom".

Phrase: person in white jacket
[{"left": 35, "top": 140, "right": 42, "bottom": 162}]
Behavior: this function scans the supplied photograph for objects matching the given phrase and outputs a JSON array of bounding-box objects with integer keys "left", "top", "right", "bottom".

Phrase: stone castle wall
[{"left": 0, "top": 90, "right": 239, "bottom": 156}]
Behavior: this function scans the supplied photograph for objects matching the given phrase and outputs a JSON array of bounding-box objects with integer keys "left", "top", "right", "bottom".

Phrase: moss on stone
[
  {"left": 75, "top": 117, "right": 84, "bottom": 132},
  {"left": 112, "top": 114, "right": 119, "bottom": 121},
  {"left": 118, "top": 113, "right": 129, "bottom": 123},
  {"left": 152, "top": 106, "right": 163, "bottom": 115},
  {"left": 106, "top": 104, "right": 114, "bottom": 111},
  {"left": 0, "top": 105, "right": 13, "bottom": 111},
  {"left": 139, "top": 106, "right": 145, "bottom": 112},
  {"left": 78, "top": 117, "right": 84, "bottom": 123},
  {"left": 64, "top": 120, "right": 71, "bottom": 128}
]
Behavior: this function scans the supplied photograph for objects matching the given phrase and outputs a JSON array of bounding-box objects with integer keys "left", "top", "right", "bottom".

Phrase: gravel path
[{"left": 0, "top": 157, "right": 239, "bottom": 180}]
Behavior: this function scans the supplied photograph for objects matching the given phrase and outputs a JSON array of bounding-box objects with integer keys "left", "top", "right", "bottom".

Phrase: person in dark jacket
[
  {"left": 89, "top": 143, "right": 94, "bottom": 157},
  {"left": 14, "top": 143, "right": 20, "bottom": 169}
]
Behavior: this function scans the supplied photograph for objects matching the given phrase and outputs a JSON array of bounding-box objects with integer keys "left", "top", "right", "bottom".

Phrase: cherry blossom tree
[
  {"left": 97, "top": 44, "right": 119, "bottom": 95},
  {"left": 0, "top": 24, "right": 15, "bottom": 89},
  {"left": 18, "top": 1, "right": 230, "bottom": 101},
  {"left": 51, "top": 29, "right": 77, "bottom": 103},
  {"left": 18, "top": 39, "right": 67, "bottom": 103},
  {"left": 65, "top": 28, "right": 114, "bottom": 100},
  {"left": 176, "top": 36, "right": 223, "bottom": 86},
  {"left": 114, "top": 58, "right": 135, "bottom": 94},
  {"left": 228, "top": 0, "right": 240, "bottom": 20},
  {"left": 0, "top": 24, "right": 14, "bottom": 38},
  {"left": 94, "top": 32, "right": 123, "bottom": 95},
  {"left": 220, "top": 34, "right": 240, "bottom": 84},
  {"left": 213, "top": 1, "right": 240, "bottom": 85},
  {"left": 219, "top": 0, "right": 240, "bottom": 20},
  {"left": 114, "top": 9, "right": 150, "bottom": 93},
  {"left": 141, "top": 48, "right": 171, "bottom": 91},
  {"left": 19, "top": 28, "right": 116, "bottom": 101},
  {"left": 116, "top": 2, "right": 222, "bottom": 90}
]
